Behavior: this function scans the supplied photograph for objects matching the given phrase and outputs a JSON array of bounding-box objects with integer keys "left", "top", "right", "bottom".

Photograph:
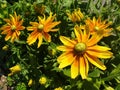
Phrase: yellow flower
[
  {"left": 57, "top": 25, "right": 113, "bottom": 79},
  {"left": 2, "top": 45, "right": 9, "bottom": 51},
  {"left": 28, "top": 79, "right": 33, "bottom": 87},
  {"left": 66, "top": 8, "right": 84, "bottom": 22},
  {"left": 0, "top": 12, "right": 25, "bottom": 42},
  {"left": 85, "top": 17, "right": 112, "bottom": 37},
  {"left": 27, "top": 12, "right": 61, "bottom": 48},
  {"left": 8, "top": 65, "right": 21, "bottom": 76},
  {"left": 54, "top": 87, "right": 63, "bottom": 90},
  {"left": 39, "top": 76, "right": 47, "bottom": 85}
]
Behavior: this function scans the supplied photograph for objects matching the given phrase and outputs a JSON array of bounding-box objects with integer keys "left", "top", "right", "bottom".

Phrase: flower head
[
  {"left": 8, "top": 65, "right": 21, "bottom": 76},
  {"left": 66, "top": 8, "right": 84, "bottom": 22},
  {"left": 0, "top": 12, "right": 25, "bottom": 42},
  {"left": 28, "top": 79, "right": 33, "bottom": 87},
  {"left": 27, "top": 12, "right": 61, "bottom": 48},
  {"left": 85, "top": 17, "right": 112, "bottom": 37},
  {"left": 57, "top": 25, "right": 113, "bottom": 79},
  {"left": 2, "top": 45, "right": 9, "bottom": 51},
  {"left": 54, "top": 87, "right": 63, "bottom": 90},
  {"left": 39, "top": 76, "right": 47, "bottom": 85}
]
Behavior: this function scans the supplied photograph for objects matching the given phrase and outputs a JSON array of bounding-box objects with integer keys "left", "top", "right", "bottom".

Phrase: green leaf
[
  {"left": 63, "top": 68, "right": 71, "bottom": 77},
  {"left": 15, "top": 82, "right": 27, "bottom": 90},
  {"left": 89, "top": 69, "right": 104, "bottom": 78},
  {"left": 115, "top": 84, "right": 120, "bottom": 90}
]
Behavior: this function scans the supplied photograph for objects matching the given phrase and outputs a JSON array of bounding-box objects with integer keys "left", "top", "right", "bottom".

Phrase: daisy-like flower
[
  {"left": 0, "top": 12, "right": 25, "bottom": 42},
  {"left": 57, "top": 25, "right": 113, "bottom": 79},
  {"left": 27, "top": 12, "right": 61, "bottom": 48},
  {"left": 85, "top": 17, "right": 112, "bottom": 37},
  {"left": 66, "top": 8, "right": 84, "bottom": 23}
]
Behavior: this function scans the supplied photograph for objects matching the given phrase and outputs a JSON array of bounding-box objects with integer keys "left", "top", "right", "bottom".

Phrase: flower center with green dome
[
  {"left": 74, "top": 42, "right": 86, "bottom": 54},
  {"left": 38, "top": 24, "right": 44, "bottom": 32},
  {"left": 11, "top": 25, "right": 16, "bottom": 31},
  {"left": 94, "top": 26, "right": 100, "bottom": 31}
]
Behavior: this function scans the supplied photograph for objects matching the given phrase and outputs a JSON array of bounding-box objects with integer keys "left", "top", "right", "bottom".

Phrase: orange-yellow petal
[
  {"left": 80, "top": 56, "right": 87, "bottom": 79},
  {"left": 74, "top": 25, "right": 82, "bottom": 42},
  {"left": 85, "top": 54, "right": 106, "bottom": 70},
  {"left": 27, "top": 26, "right": 37, "bottom": 31},
  {"left": 60, "top": 36, "right": 76, "bottom": 47},
  {"left": 27, "top": 32, "right": 39, "bottom": 45},
  {"left": 88, "top": 45, "right": 111, "bottom": 51},
  {"left": 58, "top": 53, "right": 74, "bottom": 69},
  {"left": 5, "top": 31, "right": 12, "bottom": 41},
  {"left": 86, "top": 50, "right": 113, "bottom": 59},
  {"left": 59, "top": 53, "right": 75, "bottom": 68},
  {"left": 43, "top": 32, "right": 51, "bottom": 42},
  {"left": 57, "top": 46, "right": 73, "bottom": 51},
  {"left": 37, "top": 33, "right": 43, "bottom": 48},
  {"left": 44, "top": 21, "right": 61, "bottom": 32},
  {"left": 87, "top": 34, "right": 103, "bottom": 46},
  {"left": 57, "top": 52, "right": 72, "bottom": 63},
  {"left": 71, "top": 57, "right": 79, "bottom": 79}
]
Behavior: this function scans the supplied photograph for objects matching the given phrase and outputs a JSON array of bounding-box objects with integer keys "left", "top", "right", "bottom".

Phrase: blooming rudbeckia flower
[
  {"left": 66, "top": 8, "right": 84, "bottom": 23},
  {"left": 57, "top": 25, "right": 113, "bottom": 79},
  {"left": 8, "top": 65, "right": 21, "bottom": 76},
  {"left": 27, "top": 12, "right": 61, "bottom": 48},
  {"left": 85, "top": 17, "right": 112, "bottom": 37},
  {"left": 0, "top": 12, "right": 25, "bottom": 42}
]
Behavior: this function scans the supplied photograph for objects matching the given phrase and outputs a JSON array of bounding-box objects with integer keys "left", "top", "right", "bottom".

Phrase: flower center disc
[
  {"left": 11, "top": 25, "right": 16, "bottom": 31},
  {"left": 94, "top": 26, "right": 99, "bottom": 31},
  {"left": 38, "top": 24, "right": 44, "bottom": 32},
  {"left": 74, "top": 42, "right": 86, "bottom": 53}
]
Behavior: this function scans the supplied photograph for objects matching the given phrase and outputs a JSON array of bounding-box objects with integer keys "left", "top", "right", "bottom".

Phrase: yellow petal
[
  {"left": 43, "top": 32, "right": 51, "bottom": 42},
  {"left": 74, "top": 25, "right": 82, "bottom": 42},
  {"left": 44, "top": 21, "right": 61, "bottom": 32},
  {"left": 57, "top": 46, "right": 73, "bottom": 51},
  {"left": 27, "top": 26, "right": 36, "bottom": 31},
  {"left": 60, "top": 36, "right": 76, "bottom": 47},
  {"left": 37, "top": 33, "right": 43, "bottom": 48},
  {"left": 85, "top": 54, "right": 106, "bottom": 70},
  {"left": 58, "top": 53, "right": 74, "bottom": 69},
  {"left": 5, "top": 31, "right": 12, "bottom": 41},
  {"left": 87, "top": 34, "right": 103, "bottom": 46},
  {"left": 27, "top": 32, "right": 39, "bottom": 45},
  {"left": 86, "top": 50, "right": 113, "bottom": 59},
  {"left": 83, "top": 55, "right": 89, "bottom": 78},
  {"left": 80, "top": 57, "right": 87, "bottom": 79},
  {"left": 11, "top": 32, "right": 17, "bottom": 42},
  {"left": 88, "top": 45, "right": 111, "bottom": 51},
  {"left": 30, "top": 22, "right": 39, "bottom": 26},
  {"left": 10, "top": 14, "right": 15, "bottom": 25},
  {"left": 71, "top": 58, "right": 79, "bottom": 79},
  {"left": 57, "top": 52, "right": 72, "bottom": 63}
]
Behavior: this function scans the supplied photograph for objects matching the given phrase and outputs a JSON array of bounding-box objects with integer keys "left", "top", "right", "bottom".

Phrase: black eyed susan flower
[
  {"left": 0, "top": 12, "right": 25, "bottom": 42},
  {"left": 85, "top": 17, "right": 113, "bottom": 37},
  {"left": 27, "top": 12, "right": 61, "bottom": 48},
  {"left": 57, "top": 25, "right": 113, "bottom": 79}
]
